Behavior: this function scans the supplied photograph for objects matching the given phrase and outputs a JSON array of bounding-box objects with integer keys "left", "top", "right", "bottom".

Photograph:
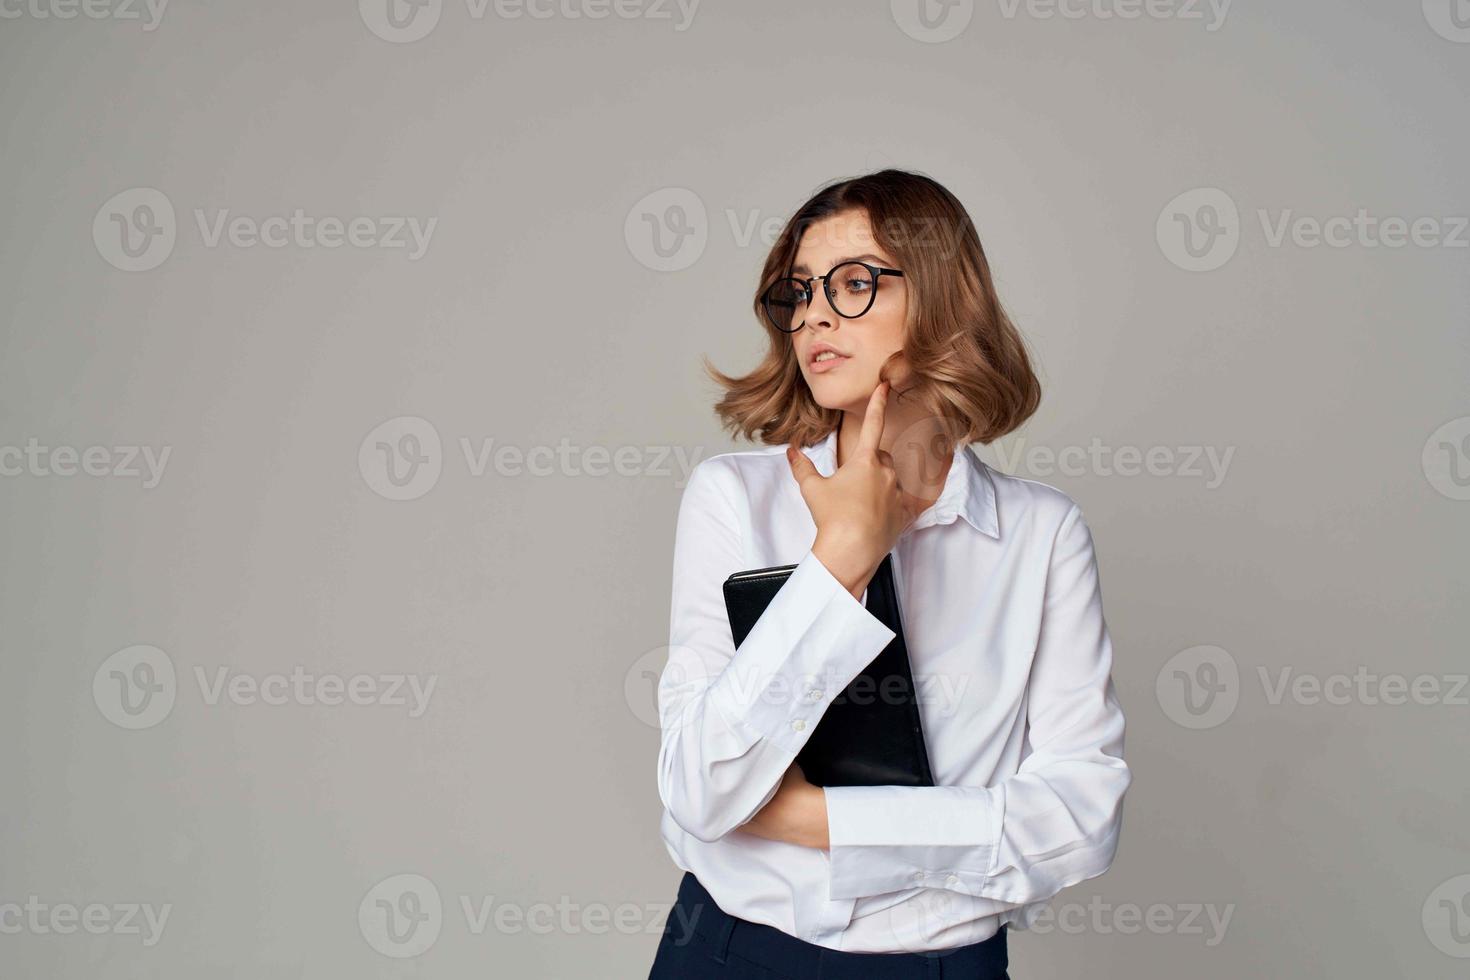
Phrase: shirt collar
[{"left": 805, "top": 427, "right": 1000, "bottom": 539}]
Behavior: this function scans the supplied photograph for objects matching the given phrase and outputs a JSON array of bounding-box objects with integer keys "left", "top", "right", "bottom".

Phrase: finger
[
  {"left": 857, "top": 381, "right": 889, "bottom": 455},
  {"left": 786, "top": 444, "right": 821, "bottom": 485}
]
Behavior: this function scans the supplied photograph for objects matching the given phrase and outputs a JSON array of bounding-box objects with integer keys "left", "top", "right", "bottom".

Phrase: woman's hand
[
  {"left": 786, "top": 381, "right": 929, "bottom": 599},
  {"left": 737, "top": 764, "right": 829, "bottom": 850}
]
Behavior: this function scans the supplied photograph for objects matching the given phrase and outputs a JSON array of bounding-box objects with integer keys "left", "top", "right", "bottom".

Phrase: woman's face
[{"left": 788, "top": 209, "right": 909, "bottom": 415}]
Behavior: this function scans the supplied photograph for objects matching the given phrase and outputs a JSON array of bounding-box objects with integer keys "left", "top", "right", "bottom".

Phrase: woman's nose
[{"left": 804, "top": 283, "right": 839, "bottom": 330}]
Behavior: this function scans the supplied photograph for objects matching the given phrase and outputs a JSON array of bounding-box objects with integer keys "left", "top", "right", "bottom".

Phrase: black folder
[{"left": 722, "top": 554, "right": 935, "bottom": 787}]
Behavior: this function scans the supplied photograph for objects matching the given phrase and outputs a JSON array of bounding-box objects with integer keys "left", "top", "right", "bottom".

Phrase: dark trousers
[{"left": 648, "top": 871, "right": 1009, "bottom": 979}]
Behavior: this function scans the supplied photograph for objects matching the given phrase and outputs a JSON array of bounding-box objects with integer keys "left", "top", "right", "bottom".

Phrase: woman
[{"left": 649, "top": 169, "right": 1131, "bottom": 979}]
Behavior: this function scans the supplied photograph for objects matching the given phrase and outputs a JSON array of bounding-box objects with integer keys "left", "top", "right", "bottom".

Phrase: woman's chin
[
  {"left": 811, "top": 390, "right": 858, "bottom": 413},
  {"left": 805, "top": 375, "right": 867, "bottom": 413}
]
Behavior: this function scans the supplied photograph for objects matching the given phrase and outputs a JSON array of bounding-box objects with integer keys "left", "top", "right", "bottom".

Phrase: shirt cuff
[
  {"left": 824, "top": 784, "right": 1003, "bottom": 900},
  {"left": 708, "top": 549, "right": 897, "bottom": 756}
]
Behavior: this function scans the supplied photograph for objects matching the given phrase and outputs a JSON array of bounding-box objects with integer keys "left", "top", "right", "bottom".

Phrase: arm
[
  {"left": 654, "top": 458, "right": 897, "bottom": 844},
  {"left": 822, "top": 504, "right": 1132, "bottom": 905}
]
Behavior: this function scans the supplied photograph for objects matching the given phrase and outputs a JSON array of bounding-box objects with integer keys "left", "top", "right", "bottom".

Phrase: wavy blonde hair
[{"left": 705, "top": 169, "right": 1041, "bottom": 448}]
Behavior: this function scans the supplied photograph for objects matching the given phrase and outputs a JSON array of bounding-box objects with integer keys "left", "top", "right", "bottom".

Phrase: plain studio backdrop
[{"left": 1, "top": 1, "right": 1467, "bottom": 977}]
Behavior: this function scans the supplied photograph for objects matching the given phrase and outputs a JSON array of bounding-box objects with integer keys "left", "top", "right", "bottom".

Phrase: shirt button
[
  {"left": 806, "top": 689, "right": 824, "bottom": 702},
  {"left": 791, "top": 719, "right": 806, "bottom": 732},
  {"left": 945, "top": 874, "right": 959, "bottom": 887}
]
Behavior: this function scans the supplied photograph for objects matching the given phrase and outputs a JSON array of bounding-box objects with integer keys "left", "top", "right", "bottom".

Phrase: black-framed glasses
[{"left": 760, "top": 261, "right": 905, "bottom": 333}]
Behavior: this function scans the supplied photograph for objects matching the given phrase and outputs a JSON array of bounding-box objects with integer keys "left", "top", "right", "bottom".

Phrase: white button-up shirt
[{"left": 655, "top": 426, "right": 1131, "bottom": 953}]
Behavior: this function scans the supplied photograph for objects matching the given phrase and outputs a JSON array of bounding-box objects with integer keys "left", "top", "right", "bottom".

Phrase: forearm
[{"left": 737, "top": 775, "right": 831, "bottom": 850}]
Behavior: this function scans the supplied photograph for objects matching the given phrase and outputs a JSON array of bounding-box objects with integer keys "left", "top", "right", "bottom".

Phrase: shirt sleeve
[
  {"left": 655, "top": 458, "right": 899, "bottom": 844},
  {"left": 822, "top": 503, "right": 1132, "bottom": 905}
]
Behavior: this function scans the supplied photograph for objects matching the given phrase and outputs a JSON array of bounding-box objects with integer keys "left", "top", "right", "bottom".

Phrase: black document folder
[{"left": 722, "top": 554, "right": 935, "bottom": 787}]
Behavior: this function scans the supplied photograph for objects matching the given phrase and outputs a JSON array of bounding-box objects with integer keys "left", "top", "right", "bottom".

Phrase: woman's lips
[{"left": 809, "top": 353, "right": 850, "bottom": 374}]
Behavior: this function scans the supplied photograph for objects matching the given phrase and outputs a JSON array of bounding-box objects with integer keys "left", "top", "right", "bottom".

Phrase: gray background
[{"left": 2, "top": 1, "right": 1467, "bottom": 977}]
